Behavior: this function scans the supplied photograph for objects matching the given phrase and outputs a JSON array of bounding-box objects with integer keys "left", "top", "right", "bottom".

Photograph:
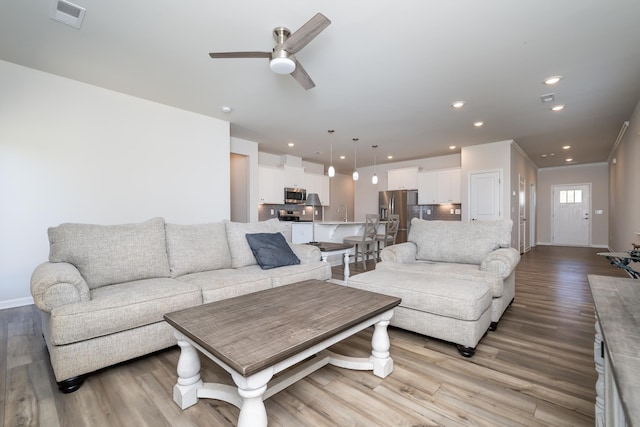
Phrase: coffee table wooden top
[
  {"left": 164, "top": 280, "right": 400, "bottom": 377},
  {"left": 308, "top": 242, "right": 354, "bottom": 251}
]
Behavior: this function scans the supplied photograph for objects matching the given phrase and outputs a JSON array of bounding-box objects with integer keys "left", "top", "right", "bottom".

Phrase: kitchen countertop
[{"left": 588, "top": 274, "right": 640, "bottom": 426}]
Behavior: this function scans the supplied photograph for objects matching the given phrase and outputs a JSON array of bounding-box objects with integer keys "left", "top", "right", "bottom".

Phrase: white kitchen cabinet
[
  {"left": 418, "top": 171, "right": 438, "bottom": 204},
  {"left": 387, "top": 167, "right": 419, "bottom": 190},
  {"left": 283, "top": 165, "right": 305, "bottom": 188},
  {"left": 258, "top": 166, "right": 284, "bottom": 204},
  {"left": 417, "top": 168, "right": 461, "bottom": 204},
  {"left": 304, "top": 173, "right": 330, "bottom": 206},
  {"left": 291, "top": 222, "right": 313, "bottom": 243}
]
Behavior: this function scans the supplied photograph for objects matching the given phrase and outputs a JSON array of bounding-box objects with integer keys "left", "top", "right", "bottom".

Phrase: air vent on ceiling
[
  {"left": 540, "top": 93, "right": 555, "bottom": 103},
  {"left": 50, "top": 0, "right": 86, "bottom": 29}
]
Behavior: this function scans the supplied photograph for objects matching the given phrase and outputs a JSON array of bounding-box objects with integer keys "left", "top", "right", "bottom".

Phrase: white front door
[
  {"left": 552, "top": 184, "right": 591, "bottom": 246},
  {"left": 469, "top": 170, "right": 502, "bottom": 221}
]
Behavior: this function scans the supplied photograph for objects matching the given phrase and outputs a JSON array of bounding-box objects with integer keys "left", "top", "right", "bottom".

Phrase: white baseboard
[{"left": 0, "top": 296, "right": 34, "bottom": 310}]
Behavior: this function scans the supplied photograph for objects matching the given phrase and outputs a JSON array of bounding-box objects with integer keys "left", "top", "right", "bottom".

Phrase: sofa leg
[
  {"left": 489, "top": 321, "right": 498, "bottom": 331},
  {"left": 456, "top": 344, "right": 476, "bottom": 358},
  {"left": 57, "top": 375, "right": 86, "bottom": 393}
]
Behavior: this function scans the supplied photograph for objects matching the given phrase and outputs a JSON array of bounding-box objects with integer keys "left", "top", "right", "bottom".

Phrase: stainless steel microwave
[{"left": 284, "top": 187, "right": 306, "bottom": 204}]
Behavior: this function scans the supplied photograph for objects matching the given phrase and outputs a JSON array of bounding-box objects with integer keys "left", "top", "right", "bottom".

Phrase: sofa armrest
[
  {"left": 380, "top": 242, "right": 417, "bottom": 263},
  {"left": 289, "top": 244, "right": 321, "bottom": 264},
  {"left": 30, "top": 262, "right": 91, "bottom": 313},
  {"left": 480, "top": 247, "right": 521, "bottom": 278}
]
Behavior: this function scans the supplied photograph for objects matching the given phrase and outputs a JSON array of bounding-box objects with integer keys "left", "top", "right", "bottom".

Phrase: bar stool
[{"left": 343, "top": 214, "right": 379, "bottom": 269}]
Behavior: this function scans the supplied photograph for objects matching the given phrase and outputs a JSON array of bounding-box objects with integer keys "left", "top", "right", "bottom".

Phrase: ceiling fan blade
[
  {"left": 209, "top": 52, "right": 271, "bottom": 59},
  {"left": 281, "top": 13, "right": 331, "bottom": 54},
  {"left": 290, "top": 59, "right": 315, "bottom": 90}
]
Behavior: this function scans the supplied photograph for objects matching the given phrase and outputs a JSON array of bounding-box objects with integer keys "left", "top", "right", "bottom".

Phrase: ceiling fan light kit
[{"left": 209, "top": 13, "right": 331, "bottom": 90}]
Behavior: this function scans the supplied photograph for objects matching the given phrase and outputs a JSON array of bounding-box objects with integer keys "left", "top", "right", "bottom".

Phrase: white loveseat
[
  {"left": 30, "top": 217, "right": 331, "bottom": 392},
  {"left": 346, "top": 218, "right": 520, "bottom": 357}
]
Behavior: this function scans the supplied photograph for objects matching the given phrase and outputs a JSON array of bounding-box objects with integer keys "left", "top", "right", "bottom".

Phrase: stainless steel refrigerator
[{"left": 379, "top": 190, "right": 420, "bottom": 244}]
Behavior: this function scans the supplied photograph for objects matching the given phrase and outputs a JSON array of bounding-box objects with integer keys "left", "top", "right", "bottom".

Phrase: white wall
[
  {"left": 231, "top": 137, "right": 259, "bottom": 222},
  {"left": 0, "top": 61, "right": 230, "bottom": 307},
  {"left": 537, "top": 163, "right": 609, "bottom": 247},
  {"left": 608, "top": 99, "right": 640, "bottom": 252},
  {"left": 461, "top": 141, "right": 512, "bottom": 222}
]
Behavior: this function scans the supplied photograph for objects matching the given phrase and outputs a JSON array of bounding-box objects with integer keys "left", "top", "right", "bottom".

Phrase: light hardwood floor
[{"left": 1, "top": 246, "right": 629, "bottom": 426}]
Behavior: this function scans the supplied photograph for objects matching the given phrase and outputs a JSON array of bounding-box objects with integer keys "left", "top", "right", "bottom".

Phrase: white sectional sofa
[
  {"left": 347, "top": 218, "right": 520, "bottom": 357},
  {"left": 30, "top": 217, "right": 331, "bottom": 393}
]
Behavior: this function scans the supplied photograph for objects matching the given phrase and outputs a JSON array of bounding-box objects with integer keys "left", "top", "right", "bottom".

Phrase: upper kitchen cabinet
[
  {"left": 418, "top": 168, "right": 461, "bottom": 204},
  {"left": 258, "top": 165, "right": 284, "bottom": 204},
  {"left": 283, "top": 165, "right": 305, "bottom": 188},
  {"left": 387, "top": 167, "right": 419, "bottom": 190},
  {"left": 304, "top": 173, "right": 330, "bottom": 206}
]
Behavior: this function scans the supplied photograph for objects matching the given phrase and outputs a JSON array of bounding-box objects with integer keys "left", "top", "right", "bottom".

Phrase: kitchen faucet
[{"left": 337, "top": 204, "right": 348, "bottom": 222}]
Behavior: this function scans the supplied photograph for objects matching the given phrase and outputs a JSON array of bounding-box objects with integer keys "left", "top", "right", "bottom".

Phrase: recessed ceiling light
[
  {"left": 449, "top": 145, "right": 456, "bottom": 150},
  {"left": 387, "top": 155, "right": 393, "bottom": 159},
  {"left": 452, "top": 101, "right": 465, "bottom": 109},
  {"left": 566, "top": 158, "right": 573, "bottom": 162},
  {"left": 551, "top": 105, "right": 565, "bottom": 111},
  {"left": 288, "top": 142, "right": 294, "bottom": 147},
  {"left": 221, "top": 106, "right": 232, "bottom": 113},
  {"left": 474, "top": 121, "right": 484, "bottom": 127},
  {"left": 541, "top": 154, "right": 547, "bottom": 158},
  {"left": 339, "top": 155, "right": 346, "bottom": 160},
  {"left": 544, "top": 76, "right": 563, "bottom": 85},
  {"left": 562, "top": 145, "right": 571, "bottom": 150},
  {"left": 550, "top": 153, "right": 555, "bottom": 156}
]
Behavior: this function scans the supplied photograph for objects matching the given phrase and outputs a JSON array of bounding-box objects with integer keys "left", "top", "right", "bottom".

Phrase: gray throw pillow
[{"left": 245, "top": 232, "right": 300, "bottom": 270}]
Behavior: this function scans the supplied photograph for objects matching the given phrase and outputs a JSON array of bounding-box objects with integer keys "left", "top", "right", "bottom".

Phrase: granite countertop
[
  {"left": 316, "top": 220, "right": 386, "bottom": 225},
  {"left": 588, "top": 274, "right": 640, "bottom": 426}
]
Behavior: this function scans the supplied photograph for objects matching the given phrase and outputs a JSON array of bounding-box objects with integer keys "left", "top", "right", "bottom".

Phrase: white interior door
[
  {"left": 529, "top": 184, "right": 536, "bottom": 250},
  {"left": 552, "top": 184, "right": 591, "bottom": 246},
  {"left": 469, "top": 170, "right": 502, "bottom": 221},
  {"left": 519, "top": 175, "right": 526, "bottom": 254}
]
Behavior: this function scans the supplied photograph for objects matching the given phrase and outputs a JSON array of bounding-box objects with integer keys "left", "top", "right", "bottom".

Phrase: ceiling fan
[{"left": 209, "top": 13, "right": 331, "bottom": 90}]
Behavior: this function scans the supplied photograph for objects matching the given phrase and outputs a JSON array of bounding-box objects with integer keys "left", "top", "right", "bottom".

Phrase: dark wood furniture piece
[{"left": 164, "top": 279, "right": 401, "bottom": 427}]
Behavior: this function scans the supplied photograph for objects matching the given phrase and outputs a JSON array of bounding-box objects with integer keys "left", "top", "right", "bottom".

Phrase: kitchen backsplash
[
  {"left": 418, "top": 204, "right": 462, "bottom": 221},
  {"left": 258, "top": 204, "right": 324, "bottom": 222}
]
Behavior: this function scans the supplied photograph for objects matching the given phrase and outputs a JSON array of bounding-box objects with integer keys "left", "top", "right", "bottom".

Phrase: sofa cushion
[
  {"left": 409, "top": 218, "right": 512, "bottom": 264},
  {"left": 246, "top": 232, "right": 300, "bottom": 270},
  {"left": 165, "top": 222, "right": 232, "bottom": 277},
  {"left": 48, "top": 217, "right": 171, "bottom": 289},
  {"left": 177, "top": 267, "right": 274, "bottom": 303},
  {"left": 224, "top": 219, "right": 282, "bottom": 268},
  {"left": 49, "top": 278, "right": 201, "bottom": 345}
]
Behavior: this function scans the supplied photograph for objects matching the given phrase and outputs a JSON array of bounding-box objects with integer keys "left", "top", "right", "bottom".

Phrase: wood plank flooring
[{"left": 1, "top": 246, "right": 629, "bottom": 426}]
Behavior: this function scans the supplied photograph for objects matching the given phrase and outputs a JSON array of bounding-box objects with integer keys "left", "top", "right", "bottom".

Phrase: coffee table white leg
[
  {"left": 343, "top": 251, "right": 350, "bottom": 281},
  {"left": 173, "top": 331, "right": 204, "bottom": 409},
  {"left": 231, "top": 369, "right": 274, "bottom": 427},
  {"left": 369, "top": 310, "right": 394, "bottom": 378}
]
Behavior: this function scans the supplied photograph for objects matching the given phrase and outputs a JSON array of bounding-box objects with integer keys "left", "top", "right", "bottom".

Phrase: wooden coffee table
[{"left": 164, "top": 279, "right": 401, "bottom": 427}]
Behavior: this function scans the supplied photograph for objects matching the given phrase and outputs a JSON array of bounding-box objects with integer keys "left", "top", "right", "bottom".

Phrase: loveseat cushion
[
  {"left": 48, "top": 217, "right": 171, "bottom": 289},
  {"left": 165, "top": 222, "right": 232, "bottom": 277},
  {"left": 246, "top": 232, "right": 300, "bottom": 270},
  {"left": 49, "top": 278, "right": 201, "bottom": 345},
  {"left": 177, "top": 267, "right": 274, "bottom": 303},
  {"left": 409, "top": 218, "right": 513, "bottom": 264},
  {"left": 224, "top": 219, "right": 282, "bottom": 268}
]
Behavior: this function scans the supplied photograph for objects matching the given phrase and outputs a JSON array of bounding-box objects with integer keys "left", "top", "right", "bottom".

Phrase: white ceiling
[{"left": 2, "top": 0, "right": 639, "bottom": 173}]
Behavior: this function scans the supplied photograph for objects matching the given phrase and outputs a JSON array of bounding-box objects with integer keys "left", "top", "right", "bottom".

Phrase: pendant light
[
  {"left": 352, "top": 138, "right": 359, "bottom": 181},
  {"left": 371, "top": 145, "right": 378, "bottom": 184},
  {"left": 327, "top": 129, "right": 335, "bottom": 177}
]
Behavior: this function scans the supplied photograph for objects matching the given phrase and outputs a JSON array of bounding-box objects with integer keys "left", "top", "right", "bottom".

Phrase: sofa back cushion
[
  {"left": 409, "top": 218, "right": 513, "bottom": 264},
  {"left": 165, "top": 222, "right": 232, "bottom": 277},
  {"left": 48, "top": 217, "right": 170, "bottom": 289},
  {"left": 224, "top": 219, "right": 282, "bottom": 268}
]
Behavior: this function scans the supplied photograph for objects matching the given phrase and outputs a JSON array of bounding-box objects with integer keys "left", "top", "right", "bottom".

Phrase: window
[{"left": 559, "top": 189, "right": 582, "bottom": 204}]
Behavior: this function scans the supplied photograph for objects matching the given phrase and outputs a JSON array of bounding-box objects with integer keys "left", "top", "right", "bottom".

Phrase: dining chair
[
  {"left": 375, "top": 214, "right": 400, "bottom": 259},
  {"left": 343, "top": 214, "right": 379, "bottom": 270}
]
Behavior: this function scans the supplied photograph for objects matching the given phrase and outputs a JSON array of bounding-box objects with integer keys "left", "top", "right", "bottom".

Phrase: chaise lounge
[{"left": 345, "top": 218, "right": 520, "bottom": 356}]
